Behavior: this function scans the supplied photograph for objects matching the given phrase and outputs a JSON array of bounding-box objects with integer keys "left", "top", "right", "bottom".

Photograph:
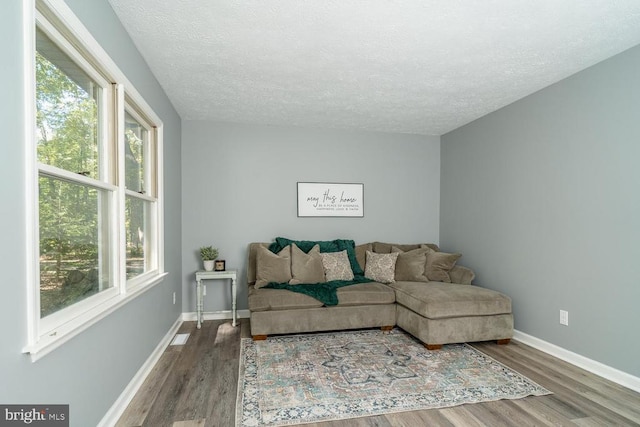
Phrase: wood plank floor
[{"left": 116, "top": 319, "right": 640, "bottom": 427}]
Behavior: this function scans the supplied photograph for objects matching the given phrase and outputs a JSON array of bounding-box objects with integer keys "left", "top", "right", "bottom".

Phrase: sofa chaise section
[{"left": 392, "top": 281, "right": 513, "bottom": 349}]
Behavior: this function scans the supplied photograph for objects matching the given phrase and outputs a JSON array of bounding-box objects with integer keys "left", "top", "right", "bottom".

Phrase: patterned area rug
[{"left": 235, "top": 329, "right": 550, "bottom": 426}]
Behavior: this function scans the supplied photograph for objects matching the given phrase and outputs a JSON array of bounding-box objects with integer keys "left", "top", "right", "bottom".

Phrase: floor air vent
[{"left": 170, "top": 333, "right": 190, "bottom": 346}]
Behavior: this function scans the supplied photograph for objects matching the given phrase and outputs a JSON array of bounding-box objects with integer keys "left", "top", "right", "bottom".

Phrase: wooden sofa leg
[
  {"left": 252, "top": 335, "right": 267, "bottom": 341},
  {"left": 425, "top": 344, "right": 442, "bottom": 350},
  {"left": 497, "top": 338, "right": 511, "bottom": 345},
  {"left": 381, "top": 325, "right": 393, "bottom": 333}
]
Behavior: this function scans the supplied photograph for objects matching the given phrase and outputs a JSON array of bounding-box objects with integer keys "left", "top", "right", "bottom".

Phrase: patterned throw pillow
[
  {"left": 391, "top": 246, "right": 429, "bottom": 282},
  {"left": 320, "top": 250, "right": 355, "bottom": 281},
  {"left": 255, "top": 245, "right": 291, "bottom": 288},
  {"left": 364, "top": 250, "right": 399, "bottom": 284},
  {"left": 289, "top": 244, "right": 325, "bottom": 284}
]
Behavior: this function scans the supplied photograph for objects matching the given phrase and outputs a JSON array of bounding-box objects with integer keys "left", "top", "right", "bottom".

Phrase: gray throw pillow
[
  {"left": 355, "top": 242, "right": 373, "bottom": 271},
  {"left": 255, "top": 245, "right": 292, "bottom": 288},
  {"left": 289, "top": 244, "right": 325, "bottom": 284},
  {"left": 364, "top": 250, "right": 399, "bottom": 284},
  {"left": 420, "top": 245, "right": 461, "bottom": 283},
  {"left": 392, "top": 246, "right": 429, "bottom": 282},
  {"left": 320, "top": 250, "right": 354, "bottom": 281}
]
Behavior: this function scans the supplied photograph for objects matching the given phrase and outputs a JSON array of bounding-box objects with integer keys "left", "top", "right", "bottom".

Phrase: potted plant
[{"left": 200, "top": 246, "right": 219, "bottom": 271}]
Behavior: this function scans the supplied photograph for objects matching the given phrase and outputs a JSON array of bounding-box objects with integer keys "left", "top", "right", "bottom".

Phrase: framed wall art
[{"left": 297, "top": 182, "right": 364, "bottom": 217}]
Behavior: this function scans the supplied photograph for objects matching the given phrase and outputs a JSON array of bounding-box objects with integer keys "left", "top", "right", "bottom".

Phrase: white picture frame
[{"left": 297, "top": 182, "right": 364, "bottom": 217}]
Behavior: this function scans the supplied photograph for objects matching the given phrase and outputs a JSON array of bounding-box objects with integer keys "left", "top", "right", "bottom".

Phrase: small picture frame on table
[{"left": 214, "top": 260, "right": 226, "bottom": 271}]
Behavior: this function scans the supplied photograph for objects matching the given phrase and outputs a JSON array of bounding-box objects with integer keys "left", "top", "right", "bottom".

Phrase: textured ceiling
[{"left": 108, "top": 0, "right": 640, "bottom": 135}]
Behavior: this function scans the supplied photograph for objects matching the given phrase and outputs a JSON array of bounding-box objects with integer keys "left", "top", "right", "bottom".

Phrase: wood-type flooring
[{"left": 116, "top": 319, "right": 640, "bottom": 427}]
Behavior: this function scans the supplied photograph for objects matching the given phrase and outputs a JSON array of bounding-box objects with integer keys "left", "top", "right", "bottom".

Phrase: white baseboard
[
  {"left": 513, "top": 329, "right": 640, "bottom": 393},
  {"left": 98, "top": 316, "right": 183, "bottom": 427},
  {"left": 182, "top": 309, "right": 251, "bottom": 322}
]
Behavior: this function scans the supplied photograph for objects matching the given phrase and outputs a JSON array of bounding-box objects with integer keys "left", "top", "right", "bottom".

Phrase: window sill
[{"left": 23, "top": 272, "right": 168, "bottom": 362}]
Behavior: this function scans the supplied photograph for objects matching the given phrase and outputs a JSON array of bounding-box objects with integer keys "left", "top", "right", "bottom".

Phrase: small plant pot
[{"left": 203, "top": 260, "right": 215, "bottom": 271}]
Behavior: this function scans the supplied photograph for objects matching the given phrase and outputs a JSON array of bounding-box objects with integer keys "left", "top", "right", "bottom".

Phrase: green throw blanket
[{"left": 264, "top": 237, "right": 371, "bottom": 305}]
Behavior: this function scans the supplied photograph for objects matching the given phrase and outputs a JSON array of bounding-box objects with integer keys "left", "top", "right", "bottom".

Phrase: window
[
  {"left": 124, "top": 108, "right": 158, "bottom": 281},
  {"left": 36, "top": 25, "right": 116, "bottom": 322},
  {"left": 25, "top": 1, "right": 164, "bottom": 359}
]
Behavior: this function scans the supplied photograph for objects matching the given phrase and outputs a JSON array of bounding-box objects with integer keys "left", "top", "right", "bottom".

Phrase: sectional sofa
[{"left": 246, "top": 241, "right": 513, "bottom": 349}]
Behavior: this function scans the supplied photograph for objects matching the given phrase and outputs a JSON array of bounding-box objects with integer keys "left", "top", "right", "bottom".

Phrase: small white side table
[{"left": 195, "top": 269, "right": 238, "bottom": 329}]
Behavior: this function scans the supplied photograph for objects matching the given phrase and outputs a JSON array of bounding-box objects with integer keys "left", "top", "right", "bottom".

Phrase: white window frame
[
  {"left": 23, "top": 0, "right": 165, "bottom": 361},
  {"left": 121, "top": 99, "right": 161, "bottom": 289}
]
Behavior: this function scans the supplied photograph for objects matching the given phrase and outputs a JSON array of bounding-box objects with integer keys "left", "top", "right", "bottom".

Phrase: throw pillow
[
  {"left": 255, "top": 245, "right": 292, "bottom": 288},
  {"left": 391, "top": 246, "right": 429, "bottom": 282},
  {"left": 289, "top": 244, "right": 325, "bottom": 284},
  {"left": 364, "top": 250, "right": 399, "bottom": 284},
  {"left": 421, "top": 245, "right": 461, "bottom": 283},
  {"left": 320, "top": 250, "right": 355, "bottom": 281}
]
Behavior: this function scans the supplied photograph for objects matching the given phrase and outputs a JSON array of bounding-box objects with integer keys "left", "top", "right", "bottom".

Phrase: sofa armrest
[{"left": 449, "top": 265, "right": 475, "bottom": 285}]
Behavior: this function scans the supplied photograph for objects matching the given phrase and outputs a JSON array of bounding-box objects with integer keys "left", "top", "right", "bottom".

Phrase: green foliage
[
  {"left": 38, "top": 176, "right": 101, "bottom": 317},
  {"left": 36, "top": 50, "right": 103, "bottom": 316},
  {"left": 200, "top": 246, "right": 219, "bottom": 261},
  {"left": 36, "top": 52, "right": 99, "bottom": 178},
  {"left": 36, "top": 48, "right": 149, "bottom": 314},
  {"left": 35, "top": 38, "right": 148, "bottom": 316}
]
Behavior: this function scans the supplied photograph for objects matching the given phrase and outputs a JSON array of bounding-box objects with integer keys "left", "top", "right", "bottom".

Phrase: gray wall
[
  {"left": 0, "top": 1, "right": 182, "bottom": 425},
  {"left": 182, "top": 122, "right": 440, "bottom": 312},
  {"left": 441, "top": 45, "right": 640, "bottom": 377}
]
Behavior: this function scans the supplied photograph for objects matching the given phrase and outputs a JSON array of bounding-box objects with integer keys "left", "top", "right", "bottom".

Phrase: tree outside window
[{"left": 36, "top": 31, "right": 111, "bottom": 317}]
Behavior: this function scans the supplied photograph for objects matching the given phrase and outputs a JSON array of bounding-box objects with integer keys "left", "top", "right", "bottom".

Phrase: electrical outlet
[
  {"left": 173, "top": 292, "right": 176, "bottom": 305},
  {"left": 560, "top": 310, "right": 569, "bottom": 326}
]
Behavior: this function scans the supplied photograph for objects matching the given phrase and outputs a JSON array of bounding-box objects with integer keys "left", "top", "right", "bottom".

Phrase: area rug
[{"left": 235, "top": 328, "right": 550, "bottom": 426}]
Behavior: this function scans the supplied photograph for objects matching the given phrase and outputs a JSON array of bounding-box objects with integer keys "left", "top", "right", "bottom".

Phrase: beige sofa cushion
[
  {"left": 448, "top": 265, "right": 476, "bottom": 285},
  {"left": 249, "top": 285, "right": 324, "bottom": 311},
  {"left": 391, "top": 281, "right": 511, "bottom": 319},
  {"left": 248, "top": 282, "right": 395, "bottom": 312},
  {"left": 290, "top": 244, "right": 325, "bottom": 284},
  {"left": 392, "top": 246, "right": 429, "bottom": 282},
  {"left": 422, "top": 247, "right": 461, "bottom": 283},
  {"left": 247, "top": 243, "right": 269, "bottom": 285},
  {"left": 335, "top": 282, "right": 396, "bottom": 306},
  {"left": 355, "top": 242, "right": 373, "bottom": 271},
  {"left": 255, "top": 245, "right": 291, "bottom": 288}
]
